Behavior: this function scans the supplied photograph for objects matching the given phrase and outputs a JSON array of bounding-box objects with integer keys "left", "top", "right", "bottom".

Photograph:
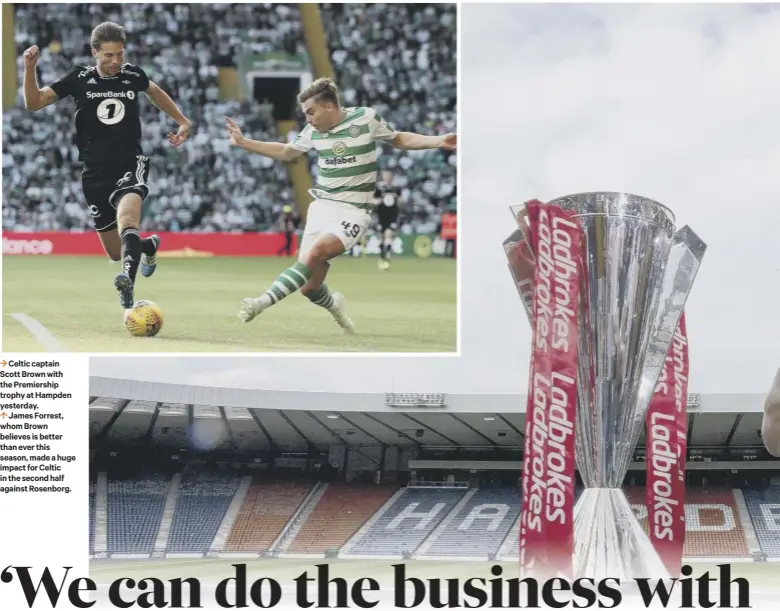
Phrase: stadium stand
[
  {"left": 91, "top": 474, "right": 780, "bottom": 563},
  {"left": 5, "top": 3, "right": 455, "bottom": 235},
  {"left": 286, "top": 482, "right": 398, "bottom": 554},
  {"left": 89, "top": 477, "right": 96, "bottom": 555},
  {"left": 743, "top": 487, "right": 780, "bottom": 559},
  {"left": 422, "top": 487, "right": 521, "bottom": 558},
  {"left": 86, "top": 383, "right": 780, "bottom": 575},
  {"left": 344, "top": 486, "right": 467, "bottom": 557},
  {"left": 166, "top": 470, "right": 241, "bottom": 554},
  {"left": 222, "top": 479, "right": 312, "bottom": 553},
  {"left": 627, "top": 486, "right": 752, "bottom": 559},
  {"left": 106, "top": 472, "right": 170, "bottom": 554},
  {"left": 499, "top": 516, "right": 521, "bottom": 559}
]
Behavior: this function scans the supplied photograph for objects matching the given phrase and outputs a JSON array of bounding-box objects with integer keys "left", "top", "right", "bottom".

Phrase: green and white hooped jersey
[{"left": 290, "top": 107, "right": 396, "bottom": 207}]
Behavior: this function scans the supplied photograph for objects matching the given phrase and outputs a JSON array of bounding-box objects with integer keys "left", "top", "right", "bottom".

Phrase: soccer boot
[
  {"left": 239, "top": 296, "right": 271, "bottom": 323},
  {"left": 329, "top": 292, "right": 356, "bottom": 334},
  {"left": 140, "top": 234, "right": 161, "bottom": 278},
  {"left": 114, "top": 273, "right": 134, "bottom": 309}
]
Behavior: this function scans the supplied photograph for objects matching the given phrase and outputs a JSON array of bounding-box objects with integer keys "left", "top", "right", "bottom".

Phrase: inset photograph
[{"left": 2, "top": 3, "right": 457, "bottom": 353}]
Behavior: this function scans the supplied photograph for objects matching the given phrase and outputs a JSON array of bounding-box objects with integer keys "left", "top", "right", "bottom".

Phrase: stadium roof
[{"left": 89, "top": 376, "right": 767, "bottom": 451}]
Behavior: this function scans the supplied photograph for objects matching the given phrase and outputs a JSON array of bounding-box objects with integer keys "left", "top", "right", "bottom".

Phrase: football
[{"left": 124, "top": 300, "right": 163, "bottom": 337}]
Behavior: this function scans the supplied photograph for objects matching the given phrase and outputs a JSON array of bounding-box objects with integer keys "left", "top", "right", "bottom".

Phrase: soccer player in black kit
[
  {"left": 21, "top": 22, "right": 192, "bottom": 311},
  {"left": 277, "top": 205, "right": 298, "bottom": 257},
  {"left": 374, "top": 170, "right": 401, "bottom": 270}
]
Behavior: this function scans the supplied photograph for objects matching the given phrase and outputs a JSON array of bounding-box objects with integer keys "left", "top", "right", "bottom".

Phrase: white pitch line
[{"left": 10, "top": 313, "right": 67, "bottom": 352}]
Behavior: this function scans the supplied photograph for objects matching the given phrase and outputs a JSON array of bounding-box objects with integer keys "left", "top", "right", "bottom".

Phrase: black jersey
[
  {"left": 283, "top": 212, "right": 295, "bottom": 232},
  {"left": 374, "top": 182, "right": 401, "bottom": 214},
  {"left": 49, "top": 63, "right": 150, "bottom": 164}
]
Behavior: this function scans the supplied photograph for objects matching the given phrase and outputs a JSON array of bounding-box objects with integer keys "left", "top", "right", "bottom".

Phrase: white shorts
[{"left": 299, "top": 199, "right": 372, "bottom": 257}]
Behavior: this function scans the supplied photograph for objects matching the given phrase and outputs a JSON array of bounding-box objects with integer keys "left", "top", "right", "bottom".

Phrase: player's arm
[
  {"left": 235, "top": 138, "right": 304, "bottom": 162},
  {"left": 389, "top": 132, "right": 457, "bottom": 151},
  {"left": 24, "top": 84, "right": 58, "bottom": 112},
  {"left": 762, "top": 368, "right": 780, "bottom": 457},
  {"left": 145, "top": 81, "right": 191, "bottom": 127},
  {"left": 145, "top": 80, "right": 192, "bottom": 146},
  {"left": 22, "top": 45, "right": 59, "bottom": 111},
  {"left": 225, "top": 117, "right": 306, "bottom": 161},
  {"left": 368, "top": 109, "right": 456, "bottom": 151}
]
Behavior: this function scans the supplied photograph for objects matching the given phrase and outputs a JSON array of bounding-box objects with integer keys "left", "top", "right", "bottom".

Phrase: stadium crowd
[{"left": 3, "top": 3, "right": 456, "bottom": 237}]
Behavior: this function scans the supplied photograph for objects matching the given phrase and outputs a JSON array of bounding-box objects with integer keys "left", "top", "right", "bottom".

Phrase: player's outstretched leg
[
  {"left": 239, "top": 261, "right": 313, "bottom": 323},
  {"left": 296, "top": 235, "right": 357, "bottom": 334},
  {"left": 114, "top": 193, "right": 145, "bottom": 309},
  {"left": 140, "top": 234, "right": 161, "bottom": 277},
  {"left": 114, "top": 227, "right": 143, "bottom": 308},
  {"left": 303, "top": 282, "right": 356, "bottom": 335},
  {"left": 241, "top": 232, "right": 357, "bottom": 333}
]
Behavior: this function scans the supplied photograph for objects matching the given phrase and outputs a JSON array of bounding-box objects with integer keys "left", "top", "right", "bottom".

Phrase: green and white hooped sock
[
  {"left": 264, "top": 262, "right": 312, "bottom": 305},
  {"left": 306, "top": 283, "right": 335, "bottom": 310}
]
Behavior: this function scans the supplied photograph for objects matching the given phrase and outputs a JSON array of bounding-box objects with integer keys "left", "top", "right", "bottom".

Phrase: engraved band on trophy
[{"left": 504, "top": 192, "right": 707, "bottom": 583}]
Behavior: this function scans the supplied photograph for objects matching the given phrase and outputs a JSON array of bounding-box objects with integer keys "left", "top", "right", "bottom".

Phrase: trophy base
[{"left": 573, "top": 488, "right": 670, "bottom": 582}]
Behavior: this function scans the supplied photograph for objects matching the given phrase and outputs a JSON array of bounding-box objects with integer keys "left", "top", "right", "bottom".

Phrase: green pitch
[{"left": 3, "top": 256, "right": 456, "bottom": 352}]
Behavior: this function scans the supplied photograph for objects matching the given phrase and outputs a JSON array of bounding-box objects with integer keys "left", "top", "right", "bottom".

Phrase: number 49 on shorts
[{"left": 341, "top": 221, "right": 360, "bottom": 238}]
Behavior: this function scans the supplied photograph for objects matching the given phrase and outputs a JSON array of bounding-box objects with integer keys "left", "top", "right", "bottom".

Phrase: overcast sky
[
  {"left": 93, "top": 4, "right": 780, "bottom": 397},
  {"left": 459, "top": 2, "right": 780, "bottom": 395}
]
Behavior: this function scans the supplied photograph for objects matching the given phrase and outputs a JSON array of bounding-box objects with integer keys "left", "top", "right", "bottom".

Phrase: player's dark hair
[
  {"left": 91, "top": 22, "right": 126, "bottom": 51},
  {"left": 297, "top": 77, "right": 340, "bottom": 107}
]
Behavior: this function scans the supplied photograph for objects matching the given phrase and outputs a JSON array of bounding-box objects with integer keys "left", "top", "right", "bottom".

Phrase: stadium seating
[
  {"left": 743, "top": 487, "right": 780, "bottom": 558},
  {"left": 106, "top": 473, "right": 170, "bottom": 554},
  {"left": 93, "top": 473, "right": 780, "bottom": 562},
  {"left": 423, "top": 488, "right": 521, "bottom": 557},
  {"left": 222, "top": 480, "right": 312, "bottom": 553},
  {"left": 626, "top": 486, "right": 751, "bottom": 558},
  {"left": 287, "top": 483, "right": 398, "bottom": 554},
  {"left": 166, "top": 471, "right": 241, "bottom": 554},
  {"left": 346, "top": 486, "right": 466, "bottom": 556},
  {"left": 500, "top": 519, "right": 521, "bottom": 559},
  {"left": 89, "top": 478, "right": 96, "bottom": 555}
]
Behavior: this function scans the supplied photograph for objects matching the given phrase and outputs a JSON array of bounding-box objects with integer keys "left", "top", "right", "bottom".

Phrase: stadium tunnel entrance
[{"left": 253, "top": 77, "right": 301, "bottom": 122}]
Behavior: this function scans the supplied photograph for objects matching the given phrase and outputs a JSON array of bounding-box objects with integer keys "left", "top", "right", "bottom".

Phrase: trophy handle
[
  {"left": 510, "top": 200, "right": 539, "bottom": 255},
  {"left": 623, "top": 225, "right": 707, "bottom": 469},
  {"left": 503, "top": 202, "right": 540, "bottom": 324}
]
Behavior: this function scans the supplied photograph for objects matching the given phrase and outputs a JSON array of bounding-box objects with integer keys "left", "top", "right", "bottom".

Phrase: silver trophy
[{"left": 504, "top": 192, "right": 706, "bottom": 582}]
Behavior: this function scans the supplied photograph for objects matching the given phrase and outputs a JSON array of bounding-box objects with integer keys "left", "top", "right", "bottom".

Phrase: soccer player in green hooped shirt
[{"left": 225, "top": 77, "right": 456, "bottom": 334}]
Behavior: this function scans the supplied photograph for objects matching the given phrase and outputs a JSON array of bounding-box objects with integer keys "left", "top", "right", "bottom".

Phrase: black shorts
[
  {"left": 377, "top": 209, "right": 399, "bottom": 233},
  {"left": 81, "top": 155, "right": 151, "bottom": 232}
]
